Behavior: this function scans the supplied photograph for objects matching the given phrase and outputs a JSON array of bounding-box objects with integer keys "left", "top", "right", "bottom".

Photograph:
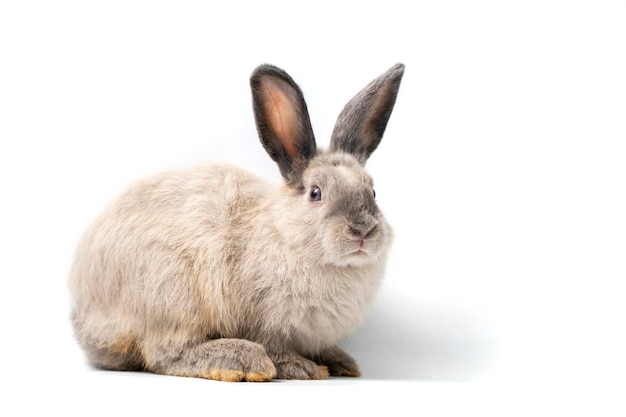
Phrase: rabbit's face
[{"left": 300, "top": 153, "right": 392, "bottom": 267}]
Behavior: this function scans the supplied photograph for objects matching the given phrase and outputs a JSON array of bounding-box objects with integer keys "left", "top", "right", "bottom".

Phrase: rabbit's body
[{"left": 69, "top": 63, "right": 404, "bottom": 381}]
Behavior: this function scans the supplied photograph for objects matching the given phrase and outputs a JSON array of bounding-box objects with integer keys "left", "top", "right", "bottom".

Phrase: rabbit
[{"left": 68, "top": 62, "right": 405, "bottom": 382}]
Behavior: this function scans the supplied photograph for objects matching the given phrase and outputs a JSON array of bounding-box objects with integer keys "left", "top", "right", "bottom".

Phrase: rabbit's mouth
[
  {"left": 345, "top": 239, "right": 377, "bottom": 260},
  {"left": 322, "top": 224, "right": 388, "bottom": 266},
  {"left": 337, "top": 247, "right": 378, "bottom": 268},
  {"left": 352, "top": 248, "right": 371, "bottom": 257},
  {"left": 354, "top": 241, "right": 370, "bottom": 255}
]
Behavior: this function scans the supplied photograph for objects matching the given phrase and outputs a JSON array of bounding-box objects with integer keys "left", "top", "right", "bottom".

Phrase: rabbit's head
[{"left": 250, "top": 63, "right": 404, "bottom": 267}]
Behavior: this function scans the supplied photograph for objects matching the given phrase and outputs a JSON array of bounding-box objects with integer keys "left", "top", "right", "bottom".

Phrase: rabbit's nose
[{"left": 349, "top": 223, "right": 378, "bottom": 240}]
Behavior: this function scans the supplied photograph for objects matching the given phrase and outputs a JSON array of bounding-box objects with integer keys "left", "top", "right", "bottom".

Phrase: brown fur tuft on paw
[
  {"left": 244, "top": 372, "right": 275, "bottom": 382},
  {"left": 204, "top": 369, "right": 246, "bottom": 382},
  {"left": 318, "top": 365, "right": 330, "bottom": 379},
  {"left": 204, "top": 368, "right": 275, "bottom": 382}
]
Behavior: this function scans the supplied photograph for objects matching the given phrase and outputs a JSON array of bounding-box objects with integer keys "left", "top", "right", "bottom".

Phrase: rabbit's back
[{"left": 68, "top": 162, "right": 268, "bottom": 366}]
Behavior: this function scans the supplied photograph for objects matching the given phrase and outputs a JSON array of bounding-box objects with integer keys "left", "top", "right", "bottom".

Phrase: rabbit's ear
[
  {"left": 330, "top": 63, "right": 404, "bottom": 164},
  {"left": 251, "top": 65, "right": 316, "bottom": 182}
]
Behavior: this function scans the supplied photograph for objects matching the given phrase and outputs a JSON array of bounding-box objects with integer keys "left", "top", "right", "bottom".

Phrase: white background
[{"left": 1, "top": 1, "right": 625, "bottom": 415}]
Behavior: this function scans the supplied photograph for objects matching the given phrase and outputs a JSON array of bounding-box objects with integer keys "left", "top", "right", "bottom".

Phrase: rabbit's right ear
[
  {"left": 251, "top": 65, "right": 316, "bottom": 183},
  {"left": 330, "top": 63, "right": 404, "bottom": 164}
]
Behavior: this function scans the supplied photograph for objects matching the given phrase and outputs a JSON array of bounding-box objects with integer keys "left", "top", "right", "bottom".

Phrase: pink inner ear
[{"left": 261, "top": 77, "right": 299, "bottom": 159}]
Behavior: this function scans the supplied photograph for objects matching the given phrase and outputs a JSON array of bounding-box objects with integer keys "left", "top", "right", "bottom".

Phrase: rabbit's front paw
[
  {"left": 270, "top": 351, "right": 330, "bottom": 380},
  {"left": 147, "top": 338, "right": 276, "bottom": 382}
]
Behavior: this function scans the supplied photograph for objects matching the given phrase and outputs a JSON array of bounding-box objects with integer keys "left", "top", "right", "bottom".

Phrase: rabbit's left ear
[
  {"left": 330, "top": 63, "right": 404, "bottom": 163},
  {"left": 251, "top": 64, "right": 316, "bottom": 182}
]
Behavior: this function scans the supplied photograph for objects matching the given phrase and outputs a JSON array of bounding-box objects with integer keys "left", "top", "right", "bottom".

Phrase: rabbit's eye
[
  {"left": 310, "top": 186, "right": 322, "bottom": 202},
  {"left": 373, "top": 188, "right": 376, "bottom": 198}
]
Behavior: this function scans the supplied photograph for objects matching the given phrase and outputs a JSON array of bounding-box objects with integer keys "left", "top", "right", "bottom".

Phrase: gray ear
[
  {"left": 250, "top": 64, "right": 316, "bottom": 182},
  {"left": 330, "top": 63, "right": 404, "bottom": 163}
]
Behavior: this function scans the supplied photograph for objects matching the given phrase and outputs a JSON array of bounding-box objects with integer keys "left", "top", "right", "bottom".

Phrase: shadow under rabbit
[{"left": 340, "top": 288, "right": 495, "bottom": 381}]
